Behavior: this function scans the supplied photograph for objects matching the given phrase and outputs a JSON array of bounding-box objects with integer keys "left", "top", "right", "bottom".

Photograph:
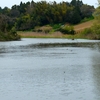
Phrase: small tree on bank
[{"left": 0, "top": 14, "right": 20, "bottom": 41}]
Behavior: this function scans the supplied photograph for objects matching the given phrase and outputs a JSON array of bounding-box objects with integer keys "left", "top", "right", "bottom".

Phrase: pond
[{"left": 0, "top": 38, "right": 100, "bottom": 100}]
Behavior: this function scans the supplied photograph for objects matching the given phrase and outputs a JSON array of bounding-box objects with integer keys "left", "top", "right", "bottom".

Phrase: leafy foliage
[
  {"left": 80, "top": 4, "right": 95, "bottom": 19},
  {"left": 59, "top": 25, "right": 75, "bottom": 35},
  {"left": 81, "top": 23, "right": 100, "bottom": 40},
  {"left": 0, "top": 0, "right": 95, "bottom": 39},
  {"left": 0, "top": 0, "right": 95, "bottom": 31},
  {"left": 0, "top": 14, "right": 20, "bottom": 41},
  {"left": 93, "top": 6, "right": 100, "bottom": 22}
]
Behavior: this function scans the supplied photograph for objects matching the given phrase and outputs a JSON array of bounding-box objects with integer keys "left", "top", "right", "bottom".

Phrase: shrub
[
  {"left": 91, "top": 24, "right": 100, "bottom": 39},
  {"left": 81, "top": 24, "right": 100, "bottom": 39},
  {"left": 10, "top": 27, "right": 17, "bottom": 34},
  {"left": 59, "top": 25, "right": 75, "bottom": 35},
  {"left": 92, "top": 24, "right": 100, "bottom": 34},
  {"left": 51, "top": 24, "right": 62, "bottom": 30},
  {"left": 81, "top": 28, "right": 92, "bottom": 35}
]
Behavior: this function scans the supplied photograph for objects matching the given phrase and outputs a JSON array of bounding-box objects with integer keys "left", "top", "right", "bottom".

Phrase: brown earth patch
[{"left": 74, "top": 20, "right": 95, "bottom": 33}]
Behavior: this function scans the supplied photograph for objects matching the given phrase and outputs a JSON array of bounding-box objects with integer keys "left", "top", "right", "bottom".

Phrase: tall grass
[{"left": 79, "top": 24, "right": 100, "bottom": 39}]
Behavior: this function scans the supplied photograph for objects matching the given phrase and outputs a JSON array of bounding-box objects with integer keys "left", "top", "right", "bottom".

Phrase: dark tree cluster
[{"left": 0, "top": 0, "right": 95, "bottom": 31}]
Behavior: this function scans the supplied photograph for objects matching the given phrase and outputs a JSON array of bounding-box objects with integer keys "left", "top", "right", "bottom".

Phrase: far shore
[
  {"left": 18, "top": 20, "right": 96, "bottom": 39},
  {"left": 18, "top": 31, "right": 79, "bottom": 39}
]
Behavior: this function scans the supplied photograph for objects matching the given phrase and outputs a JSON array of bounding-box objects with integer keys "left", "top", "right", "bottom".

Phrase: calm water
[{"left": 0, "top": 38, "right": 100, "bottom": 100}]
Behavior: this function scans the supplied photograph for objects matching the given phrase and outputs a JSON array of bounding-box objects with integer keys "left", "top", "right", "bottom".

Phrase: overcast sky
[{"left": 0, "top": 0, "right": 98, "bottom": 8}]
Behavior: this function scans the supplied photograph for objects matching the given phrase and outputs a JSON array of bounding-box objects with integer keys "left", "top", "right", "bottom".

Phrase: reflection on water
[{"left": 0, "top": 38, "right": 100, "bottom": 100}]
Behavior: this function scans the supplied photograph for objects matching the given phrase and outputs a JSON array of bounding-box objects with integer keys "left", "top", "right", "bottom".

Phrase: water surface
[{"left": 0, "top": 38, "right": 100, "bottom": 100}]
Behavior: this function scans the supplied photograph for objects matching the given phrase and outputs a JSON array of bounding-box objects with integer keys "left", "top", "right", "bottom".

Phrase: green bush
[
  {"left": 0, "top": 31, "right": 20, "bottom": 41},
  {"left": 81, "top": 24, "right": 100, "bottom": 39},
  {"left": 92, "top": 24, "right": 100, "bottom": 34},
  {"left": 81, "top": 28, "right": 92, "bottom": 35},
  {"left": 59, "top": 25, "right": 75, "bottom": 35},
  {"left": 80, "top": 16, "right": 94, "bottom": 23},
  {"left": 91, "top": 24, "right": 100, "bottom": 39},
  {"left": 10, "top": 27, "right": 17, "bottom": 34},
  {"left": 51, "top": 24, "right": 62, "bottom": 30}
]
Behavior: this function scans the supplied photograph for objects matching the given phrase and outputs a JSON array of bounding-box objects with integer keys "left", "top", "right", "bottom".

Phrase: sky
[{"left": 0, "top": 0, "right": 98, "bottom": 8}]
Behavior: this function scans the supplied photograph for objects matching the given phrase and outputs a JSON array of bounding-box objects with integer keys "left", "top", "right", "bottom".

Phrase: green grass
[{"left": 80, "top": 16, "right": 94, "bottom": 23}]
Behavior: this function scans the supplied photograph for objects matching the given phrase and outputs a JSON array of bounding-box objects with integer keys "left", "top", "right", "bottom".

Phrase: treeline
[{"left": 0, "top": 0, "right": 95, "bottom": 31}]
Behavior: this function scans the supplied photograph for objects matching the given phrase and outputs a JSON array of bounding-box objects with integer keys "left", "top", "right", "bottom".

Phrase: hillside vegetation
[
  {"left": 18, "top": 20, "right": 95, "bottom": 39},
  {"left": 0, "top": 0, "right": 100, "bottom": 40}
]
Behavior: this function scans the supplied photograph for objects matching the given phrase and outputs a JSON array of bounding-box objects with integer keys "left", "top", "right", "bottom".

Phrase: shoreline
[
  {"left": 18, "top": 31, "right": 80, "bottom": 39},
  {"left": 18, "top": 31, "right": 100, "bottom": 40}
]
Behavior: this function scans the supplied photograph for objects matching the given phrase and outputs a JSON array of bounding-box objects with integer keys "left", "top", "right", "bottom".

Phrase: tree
[
  {"left": 70, "top": 0, "right": 83, "bottom": 6},
  {"left": 2, "top": 7, "right": 10, "bottom": 16},
  {"left": 0, "top": 14, "right": 20, "bottom": 41},
  {"left": 70, "top": 0, "right": 77, "bottom": 6},
  {"left": 67, "top": 7, "right": 81, "bottom": 24},
  {"left": 0, "top": 7, "right": 2, "bottom": 13},
  {"left": 93, "top": 6, "right": 100, "bottom": 21},
  {"left": 70, "top": 0, "right": 83, "bottom": 22},
  {"left": 81, "top": 4, "right": 95, "bottom": 18},
  {"left": 0, "top": 14, "right": 16, "bottom": 32},
  {"left": 93, "top": 0, "right": 100, "bottom": 21},
  {"left": 0, "top": 14, "right": 9, "bottom": 32},
  {"left": 10, "top": 5, "right": 20, "bottom": 18},
  {"left": 88, "top": 3, "right": 100, "bottom": 39},
  {"left": 0, "top": 0, "right": 95, "bottom": 32},
  {"left": 98, "top": 0, "right": 100, "bottom": 4}
]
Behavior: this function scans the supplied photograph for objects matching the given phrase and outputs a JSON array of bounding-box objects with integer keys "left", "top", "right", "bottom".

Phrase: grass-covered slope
[
  {"left": 18, "top": 20, "right": 96, "bottom": 39},
  {"left": 74, "top": 20, "right": 95, "bottom": 32}
]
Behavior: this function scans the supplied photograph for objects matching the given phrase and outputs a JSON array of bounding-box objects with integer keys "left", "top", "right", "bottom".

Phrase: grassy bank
[
  {"left": 18, "top": 31, "right": 75, "bottom": 39},
  {"left": 18, "top": 19, "right": 100, "bottom": 40},
  {"left": 18, "top": 31, "right": 89, "bottom": 39}
]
